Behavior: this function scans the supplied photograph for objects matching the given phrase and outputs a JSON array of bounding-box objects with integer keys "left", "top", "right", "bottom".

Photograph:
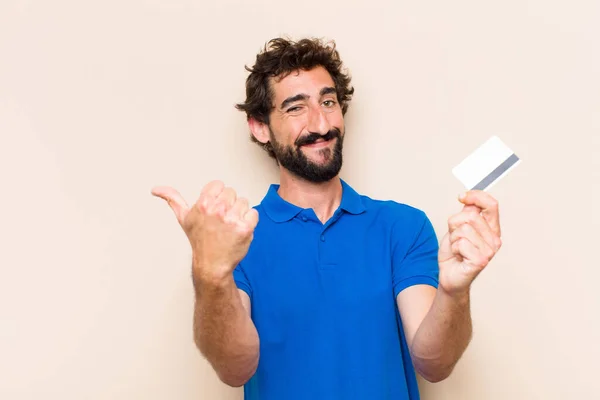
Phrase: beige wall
[{"left": 1, "top": 1, "right": 598, "bottom": 399}]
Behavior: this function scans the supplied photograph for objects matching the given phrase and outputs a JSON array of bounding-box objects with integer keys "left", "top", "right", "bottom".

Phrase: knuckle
[
  {"left": 448, "top": 231, "right": 458, "bottom": 243},
  {"left": 227, "top": 188, "right": 238, "bottom": 201},
  {"left": 448, "top": 214, "right": 461, "bottom": 229},
  {"left": 451, "top": 241, "right": 460, "bottom": 253},
  {"left": 203, "top": 180, "right": 225, "bottom": 195},
  {"left": 456, "top": 224, "right": 471, "bottom": 236},
  {"left": 210, "top": 202, "right": 226, "bottom": 216},
  {"left": 196, "top": 199, "right": 208, "bottom": 213},
  {"left": 466, "top": 211, "right": 479, "bottom": 222}
]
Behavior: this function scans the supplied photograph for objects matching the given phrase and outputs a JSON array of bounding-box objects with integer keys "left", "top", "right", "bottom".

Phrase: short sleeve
[
  {"left": 391, "top": 210, "right": 440, "bottom": 298},
  {"left": 233, "top": 261, "right": 253, "bottom": 299}
]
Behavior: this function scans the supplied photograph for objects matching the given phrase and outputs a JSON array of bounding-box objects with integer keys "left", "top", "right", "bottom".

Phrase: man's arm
[
  {"left": 397, "top": 191, "right": 502, "bottom": 383},
  {"left": 150, "top": 180, "right": 261, "bottom": 387},
  {"left": 397, "top": 285, "right": 472, "bottom": 382},
  {"left": 193, "top": 270, "right": 259, "bottom": 387}
]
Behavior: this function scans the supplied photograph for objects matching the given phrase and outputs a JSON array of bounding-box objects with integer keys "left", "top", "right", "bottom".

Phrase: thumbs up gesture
[{"left": 151, "top": 180, "right": 259, "bottom": 283}]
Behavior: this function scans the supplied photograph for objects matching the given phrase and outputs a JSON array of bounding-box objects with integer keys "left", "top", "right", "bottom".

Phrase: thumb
[
  {"left": 151, "top": 186, "right": 190, "bottom": 224},
  {"left": 462, "top": 204, "right": 482, "bottom": 214}
]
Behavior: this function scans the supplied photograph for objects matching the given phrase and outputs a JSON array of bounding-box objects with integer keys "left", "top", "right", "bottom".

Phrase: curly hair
[{"left": 235, "top": 37, "right": 355, "bottom": 159}]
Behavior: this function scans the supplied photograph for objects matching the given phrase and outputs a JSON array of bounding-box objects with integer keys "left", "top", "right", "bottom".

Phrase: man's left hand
[{"left": 438, "top": 190, "right": 502, "bottom": 295}]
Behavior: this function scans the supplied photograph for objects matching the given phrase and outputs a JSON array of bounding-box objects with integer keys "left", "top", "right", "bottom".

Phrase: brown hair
[{"left": 235, "top": 37, "right": 354, "bottom": 158}]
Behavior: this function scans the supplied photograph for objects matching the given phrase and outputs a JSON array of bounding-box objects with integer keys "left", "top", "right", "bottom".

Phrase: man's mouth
[
  {"left": 302, "top": 137, "right": 334, "bottom": 147},
  {"left": 295, "top": 128, "right": 341, "bottom": 147}
]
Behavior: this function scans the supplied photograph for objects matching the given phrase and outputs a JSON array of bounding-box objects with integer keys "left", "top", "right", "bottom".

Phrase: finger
[
  {"left": 242, "top": 208, "right": 259, "bottom": 230},
  {"left": 450, "top": 223, "right": 484, "bottom": 249},
  {"left": 212, "top": 187, "right": 237, "bottom": 216},
  {"left": 450, "top": 224, "right": 495, "bottom": 261},
  {"left": 462, "top": 204, "right": 482, "bottom": 215},
  {"left": 226, "top": 197, "right": 249, "bottom": 221},
  {"left": 452, "top": 238, "right": 489, "bottom": 267},
  {"left": 459, "top": 190, "right": 501, "bottom": 237},
  {"left": 198, "top": 180, "right": 225, "bottom": 209},
  {"left": 151, "top": 186, "right": 189, "bottom": 224},
  {"left": 448, "top": 208, "right": 501, "bottom": 250}
]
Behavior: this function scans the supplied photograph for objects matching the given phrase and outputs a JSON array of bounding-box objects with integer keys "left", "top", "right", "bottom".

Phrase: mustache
[{"left": 295, "top": 128, "right": 341, "bottom": 147}]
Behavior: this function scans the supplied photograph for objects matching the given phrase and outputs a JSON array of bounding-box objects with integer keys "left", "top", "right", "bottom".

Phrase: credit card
[{"left": 452, "top": 136, "right": 521, "bottom": 191}]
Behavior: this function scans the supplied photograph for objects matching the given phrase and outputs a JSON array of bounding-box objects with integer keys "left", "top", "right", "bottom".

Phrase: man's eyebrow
[
  {"left": 280, "top": 94, "right": 308, "bottom": 109},
  {"left": 320, "top": 86, "right": 336, "bottom": 96},
  {"left": 279, "top": 87, "right": 337, "bottom": 109}
]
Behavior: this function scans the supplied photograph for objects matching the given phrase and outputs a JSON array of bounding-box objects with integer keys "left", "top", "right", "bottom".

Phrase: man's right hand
[{"left": 151, "top": 180, "right": 259, "bottom": 283}]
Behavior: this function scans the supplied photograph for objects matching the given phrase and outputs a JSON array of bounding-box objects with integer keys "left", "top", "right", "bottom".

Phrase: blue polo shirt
[{"left": 233, "top": 179, "right": 439, "bottom": 400}]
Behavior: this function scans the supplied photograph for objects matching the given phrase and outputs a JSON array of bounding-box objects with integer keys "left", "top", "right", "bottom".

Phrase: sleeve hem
[
  {"left": 234, "top": 279, "right": 252, "bottom": 299},
  {"left": 394, "top": 276, "right": 439, "bottom": 298}
]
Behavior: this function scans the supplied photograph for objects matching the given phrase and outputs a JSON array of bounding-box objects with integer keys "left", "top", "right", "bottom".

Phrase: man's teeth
[{"left": 303, "top": 137, "right": 331, "bottom": 146}]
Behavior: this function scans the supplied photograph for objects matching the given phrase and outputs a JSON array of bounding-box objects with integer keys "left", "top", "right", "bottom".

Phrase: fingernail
[{"left": 458, "top": 192, "right": 466, "bottom": 201}]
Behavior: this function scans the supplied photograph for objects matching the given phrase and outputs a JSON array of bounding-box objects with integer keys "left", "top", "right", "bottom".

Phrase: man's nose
[{"left": 306, "top": 105, "right": 331, "bottom": 135}]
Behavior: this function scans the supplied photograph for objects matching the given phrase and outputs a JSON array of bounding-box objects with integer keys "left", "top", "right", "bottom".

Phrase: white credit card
[{"left": 452, "top": 136, "right": 521, "bottom": 191}]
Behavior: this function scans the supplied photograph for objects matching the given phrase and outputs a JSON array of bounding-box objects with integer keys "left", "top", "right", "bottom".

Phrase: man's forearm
[
  {"left": 192, "top": 266, "right": 259, "bottom": 387},
  {"left": 410, "top": 287, "right": 472, "bottom": 382}
]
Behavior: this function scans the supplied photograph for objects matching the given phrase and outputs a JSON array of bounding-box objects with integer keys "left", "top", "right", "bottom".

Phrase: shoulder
[
  {"left": 361, "top": 195, "right": 430, "bottom": 227},
  {"left": 358, "top": 195, "right": 437, "bottom": 246}
]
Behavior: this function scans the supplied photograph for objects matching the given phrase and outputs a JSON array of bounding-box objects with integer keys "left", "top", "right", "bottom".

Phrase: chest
[{"left": 247, "top": 218, "right": 397, "bottom": 334}]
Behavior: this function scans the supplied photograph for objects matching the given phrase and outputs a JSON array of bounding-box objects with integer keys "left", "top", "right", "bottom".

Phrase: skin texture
[{"left": 151, "top": 66, "right": 503, "bottom": 386}]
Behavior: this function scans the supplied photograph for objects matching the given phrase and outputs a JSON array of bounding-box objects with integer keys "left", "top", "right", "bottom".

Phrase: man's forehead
[{"left": 271, "top": 67, "right": 335, "bottom": 98}]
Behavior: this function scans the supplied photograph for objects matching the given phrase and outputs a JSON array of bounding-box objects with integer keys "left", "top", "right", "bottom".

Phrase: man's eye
[
  {"left": 287, "top": 106, "right": 302, "bottom": 113},
  {"left": 323, "top": 100, "right": 336, "bottom": 107}
]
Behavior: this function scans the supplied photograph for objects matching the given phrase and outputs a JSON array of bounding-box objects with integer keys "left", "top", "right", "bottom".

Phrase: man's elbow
[
  {"left": 218, "top": 372, "right": 252, "bottom": 387},
  {"left": 213, "top": 351, "right": 260, "bottom": 388},
  {"left": 217, "top": 362, "right": 258, "bottom": 387},
  {"left": 195, "top": 337, "right": 259, "bottom": 387},
  {"left": 417, "top": 365, "right": 454, "bottom": 383},
  {"left": 412, "top": 355, "right": 457, "bottom": 383}
]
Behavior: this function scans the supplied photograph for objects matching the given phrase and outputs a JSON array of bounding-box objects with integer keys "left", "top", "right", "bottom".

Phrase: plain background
[{"left": 1, "top": 0, "right": 598, "bottom": 399}]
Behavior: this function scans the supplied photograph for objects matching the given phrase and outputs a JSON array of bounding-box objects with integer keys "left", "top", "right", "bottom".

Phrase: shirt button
[
  {"left": 302, "top": 216, "right": 307, "bottom": 222},
  {"left": 320, "top": 235, "right": 325, "bottom": 242}
]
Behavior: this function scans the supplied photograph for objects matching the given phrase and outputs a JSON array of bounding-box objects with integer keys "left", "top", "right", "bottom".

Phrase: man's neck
[{"left": 277, "top": 171, "right": 342, "bottom": 224}]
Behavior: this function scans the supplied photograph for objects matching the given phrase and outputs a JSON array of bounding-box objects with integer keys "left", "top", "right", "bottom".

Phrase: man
[{"left": 152, "top": 37, "right": 503, "bottom": 399}]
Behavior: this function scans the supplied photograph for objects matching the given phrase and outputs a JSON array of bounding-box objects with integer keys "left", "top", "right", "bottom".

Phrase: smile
[{"left": 302, "top": 137, "right": 335, "bottom": 148}]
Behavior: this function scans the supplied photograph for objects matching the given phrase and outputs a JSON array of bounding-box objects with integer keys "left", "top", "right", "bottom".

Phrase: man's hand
[
  {"left": 437, "top": 190, "right": 502, "bottom": 295},
  {"left": 151, "top": 180, "right": 259, "bottom": 283}
]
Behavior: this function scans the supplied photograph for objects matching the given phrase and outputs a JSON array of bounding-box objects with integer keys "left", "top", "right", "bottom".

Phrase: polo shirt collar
[
  {"left": 339, "top": 179, "right": 366, "bottom": 215},
  {"left": 260, "top": 184, "right": 303, "bottom": 223},
  {"left": 260, "top": 178, "right": 366, "bottom": 223}
]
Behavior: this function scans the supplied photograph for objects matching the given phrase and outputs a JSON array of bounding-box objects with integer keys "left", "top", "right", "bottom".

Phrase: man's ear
[{"left": 248, "top": 118, "right": 270, "bottom": 144}]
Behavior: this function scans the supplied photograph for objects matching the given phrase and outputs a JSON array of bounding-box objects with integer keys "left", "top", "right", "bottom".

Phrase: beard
[{"left": 269, "top": 126, "right": 344, "bottom": 183}]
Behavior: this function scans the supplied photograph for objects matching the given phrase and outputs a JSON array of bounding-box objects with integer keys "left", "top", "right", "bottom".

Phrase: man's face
[{"left": 266, "top": 66, "right": 345, "bottom": 183}]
